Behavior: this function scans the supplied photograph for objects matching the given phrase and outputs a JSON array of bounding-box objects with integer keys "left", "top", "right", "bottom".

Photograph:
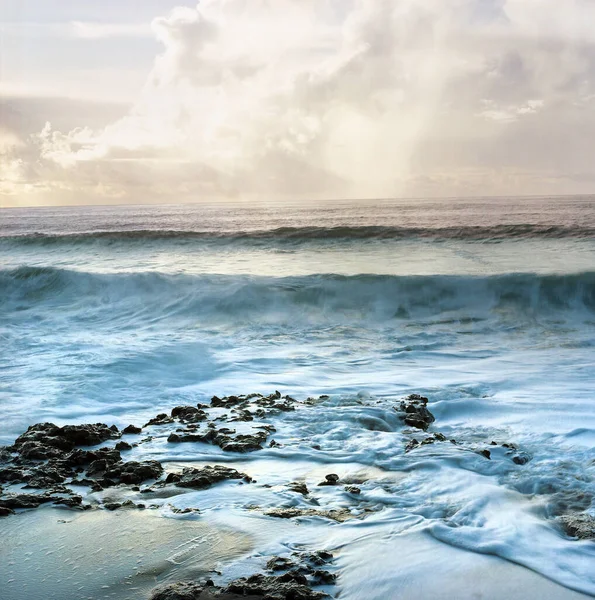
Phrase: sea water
[{"left": 1, "top": 196, "right": 595, "bottom": 598}]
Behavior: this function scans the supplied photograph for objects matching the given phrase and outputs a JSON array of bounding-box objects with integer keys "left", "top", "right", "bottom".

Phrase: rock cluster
[
  {"left": 396, "top": 394, "right": 436, "bottom": 431},
  {"left": 150, "top": 550, "right": 336, "bottom": 600}
]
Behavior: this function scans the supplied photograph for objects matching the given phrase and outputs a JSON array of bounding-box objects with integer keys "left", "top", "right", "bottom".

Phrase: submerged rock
[{"left": 264, "top": 506, "right": 358, "bottom": 523}]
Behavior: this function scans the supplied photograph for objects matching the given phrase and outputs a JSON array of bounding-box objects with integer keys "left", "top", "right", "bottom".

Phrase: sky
[{"left": 1, "top": 0, "right": 595, "bottom": 206}]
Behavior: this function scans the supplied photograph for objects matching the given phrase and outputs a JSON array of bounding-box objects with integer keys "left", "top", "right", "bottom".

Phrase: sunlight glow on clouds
[{"left": 1, "top": 0, "right": 595, "bottom": 205}]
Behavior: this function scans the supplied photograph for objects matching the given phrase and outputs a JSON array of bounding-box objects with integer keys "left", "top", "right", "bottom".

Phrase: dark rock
[
  {"left": 14, "top": 423, "right": 120, "bottom": 454},
  {"left": 267, "top": 557, "right": 297, "bottom": 571},
  {"left": 53, "top": 495, "right": 82, "bottom": 507},
  {"left": 318, "top": 474, "right": 339, "bottom": 486},
  {"left": 311, "top": 570, "right": 337, "bottom": 585},
  {"left": 150, "top": 581, "right": 204, "bottom": 600},
  {"left": 105, "top": 460, "right": 163, "bottom": 485},
  {"left": 0, "top": 506, "right": 15, "bottom": 517},
  {"left": 405, "top": 439, "right": 419, "bottom": 452},
  {"left": 144, "top": 414, "right": 174, "bottom": 427},
  {"left": 168, "top": 432, "right": 204, "bottom": 443},
  {"left": 512, "top": 455, "right": 530, "bottom": 465},
  {"left": 219, "top": 432, "right": 268, "bottom": 453},
  {"left": 0, "top": 492, "right": 55, "bottom": 509},
  {"left": 344, "top": 486, "right": 361, "bottom": 495},
  {"left": 479, "top": 449, "right": 491, "bottom": 460},
  {"left": 115, "top": 441, "right": 132, "bottom": 451},
  {"left": 287, "top": 482, "right": 309, "bottom": 496},
  {"left": 122, "top": 424, "right": 142, "bottom": 435},
  {"left": 303, "top": 551, "right": 333, "bottom": 566},
  {"left": 225, "top": 572, "right": 327, "bottom": 600},
  {"left": 168, "top": 465, "right": 249, "bottom": 490},
  {"left": 171, "top": 406, "right": 207, "bottom": 423},
  {"left": 397, "top": 395, "right": 435, "bottom": 431}
]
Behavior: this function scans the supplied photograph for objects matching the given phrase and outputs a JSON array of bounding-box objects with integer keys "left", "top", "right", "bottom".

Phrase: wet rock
[
  {"left": 559, "top": 513, "right": 595, "bottom": 540},
  {"left": 168, "top": 428, "right": 268, "bottom": 453},
  {"left": 287, "top": 482, "right": 309, "bottom": 496},
  {"left": 66, "top": 447, "right": 121, "bottom": 467},
  {"left": 115, "top": 441, "right": 132, "bottom": 451},
  {"left": 166, "top": 465, "right": 249, "bottom": 490},
  {"left": 167, "top": 432, "right": 204, "bottom": 443},
  {"left": 171, "top": 406, "right": 208, "bottom": 423},
  {"left": 478, "top": 449, "right": 491, "bottom": 460},
  {"left": 105, "top": 460, "right": 163, "bottom": 485},
  {"left": 405, "top": 439, "right": 419, "bottom": 452},
  {"left": 53, "top": 495, "right": 83, "bottom": 507},
  {"left": 311, "top": 570, "right": 337, "bottom": 585},
  {"left": 171, "top": 506, "right": 200, "bottom": 514},
  {"left": 397, "top": 395, "right": 435, "bottom": 431},
  {"left": 302, "top": 551, "right": 333, "bottom": 566},
  {"left": 512, "top": 454, "right": 530, "bottom": 465},
  {"left": 264, "top": 507, "right": 357, "bottom": 523},
  {"left": 219, "top": 432, "right": 268, "bottom": 453},
  {"left": 23, "top": 468, "right": 66, "bottom": 488},
  {"left": 0, "top": 466, "right": 30, "bottom": 483},
  {"left": 151, "top": 582, "right": 207, "bottom": 600},
  {"left": 344, "top": 486, "right": 361, "bottom": 495},
  {"left": 144, "top": 414, "right": 174, "bottom": 427},
  {"left": 318, "top": 474, "right": 339, "bottom": 486},
  {"left": 0, "top": 492, "right": 56, "bottom": 509},
  {"left": 122, "top": 424, "right": 142, "bottom": 435},
  {"left": 267, "top": 557, "right": 297, "bottom": 571},
  {"left": 0, "top": 506, "right": 15, "bottom": 517},
  {"left": 225, "top": 572, "right": 327, "bottom": 600},
  {"left": 13, "top": 422, "right": 120, "bottom": 454}
]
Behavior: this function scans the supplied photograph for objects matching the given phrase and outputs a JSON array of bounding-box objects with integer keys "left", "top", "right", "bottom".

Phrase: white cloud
[
  {"left": 70, "top": 21, "right": 152, "bottom": 39},
  {"left": 3, "top": 0, "right": 595, "bottom": 205}
]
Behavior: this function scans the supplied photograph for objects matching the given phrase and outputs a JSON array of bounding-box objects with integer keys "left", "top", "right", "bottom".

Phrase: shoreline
[{"left": 2, "top": 392, "right": 595, "bottom": 599}]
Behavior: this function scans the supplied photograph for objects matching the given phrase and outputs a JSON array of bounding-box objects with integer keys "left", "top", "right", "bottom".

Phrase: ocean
[{"left": 1, "top": 196, "right": 595, "bottom": 599}]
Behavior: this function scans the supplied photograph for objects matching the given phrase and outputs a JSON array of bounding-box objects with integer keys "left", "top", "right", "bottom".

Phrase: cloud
[
  {"left": 70, "top": 21, "right": 152, "bottom": 39},
  {"left": 3, "top": 0, "right": 595, "bottom": 206}
]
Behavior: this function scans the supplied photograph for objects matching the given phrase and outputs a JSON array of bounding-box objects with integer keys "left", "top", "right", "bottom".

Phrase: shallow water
[{"left": 1, "top": 197, "right": 595, "bottom": 598}]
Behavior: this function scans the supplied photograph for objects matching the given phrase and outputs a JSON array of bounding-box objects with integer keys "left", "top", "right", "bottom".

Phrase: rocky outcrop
[
  {"left": 149, "top": 549, "right": 335, "bottom": 600},
  {"left": 396, "top": 394, "right": 435, "bottom": 431},
  {"left": 165, "top": 465, "right": 250, "bottom": 490},
  {"left": 559, "top": 513, "right": 595, "bottom": 540}
]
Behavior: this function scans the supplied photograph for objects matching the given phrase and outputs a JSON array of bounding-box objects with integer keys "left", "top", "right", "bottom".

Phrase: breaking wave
[
  {"left": 2, "top": 224, "right": 595, "bottom": 245},
  {"left": 2, "top": 267, "right": 594, "bottom": 323}
]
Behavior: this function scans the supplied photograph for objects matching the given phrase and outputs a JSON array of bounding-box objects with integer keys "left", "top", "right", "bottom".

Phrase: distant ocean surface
[{"left": 2, "top": 196, "right": 595, "bottom": 598}]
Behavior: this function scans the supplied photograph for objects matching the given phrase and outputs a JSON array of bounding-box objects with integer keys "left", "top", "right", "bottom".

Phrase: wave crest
[
  {"left": 2, "top": 267, "right": 594, "bottom": 323},
  {"left": 2, "top": 224, "right": 595, "bottom": 245}
]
